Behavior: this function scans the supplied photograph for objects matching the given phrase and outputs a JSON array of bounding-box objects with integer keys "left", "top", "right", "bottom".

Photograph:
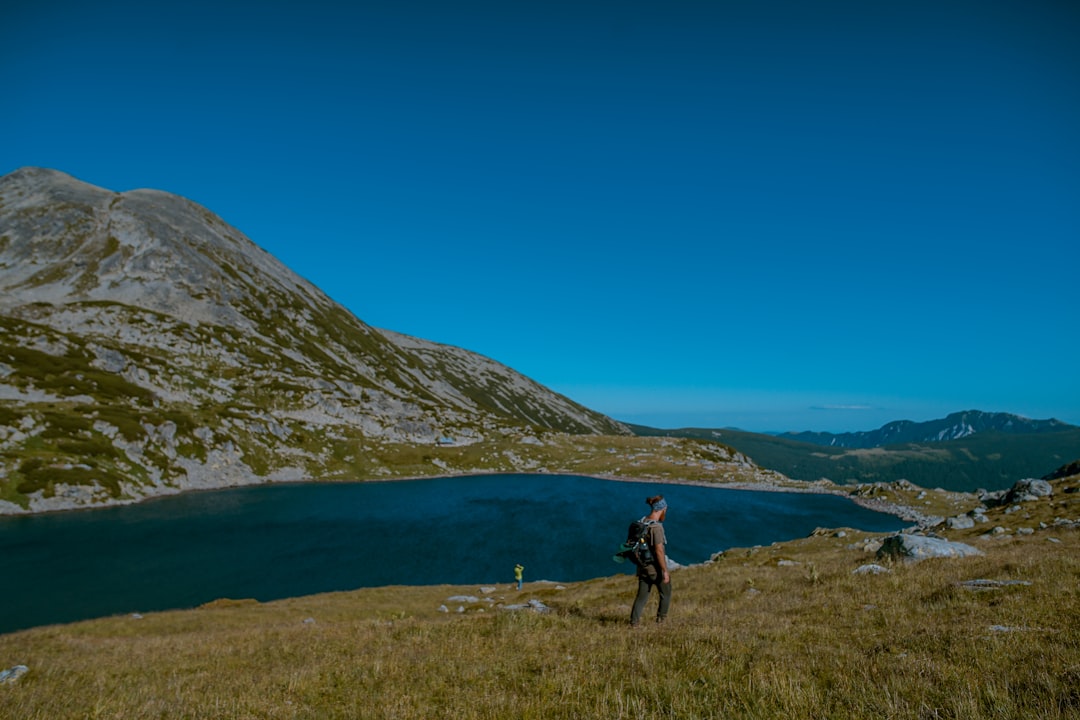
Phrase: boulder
[
  {"left": 876, "top": 534, "right": 983, "bottom": 562},
  {"left": 946, "top": 514, "right": 975, "bottom": 530},
  {"left": 1004, "top": 478, "right": 1053, "bottom": 504}
]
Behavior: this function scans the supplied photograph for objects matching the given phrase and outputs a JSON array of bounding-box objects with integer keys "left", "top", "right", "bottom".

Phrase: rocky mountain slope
[{"left": 0, "top": 167, "right": 646, "bottom": 513}]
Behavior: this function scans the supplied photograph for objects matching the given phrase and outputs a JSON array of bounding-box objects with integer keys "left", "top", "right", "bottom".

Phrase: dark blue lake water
[{"left": 0, "top": 474, "right": 905, "bottom": 634}]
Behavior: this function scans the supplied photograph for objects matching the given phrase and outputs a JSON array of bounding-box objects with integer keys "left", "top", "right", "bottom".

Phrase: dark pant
[{"left": 630, "top": 573, "right": 671, "bottom": 624}]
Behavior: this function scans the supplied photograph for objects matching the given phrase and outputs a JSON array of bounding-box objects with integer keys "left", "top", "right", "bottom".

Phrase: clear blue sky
[{"left": 3, "top": 1, "right": 1078, "bottom": 432}]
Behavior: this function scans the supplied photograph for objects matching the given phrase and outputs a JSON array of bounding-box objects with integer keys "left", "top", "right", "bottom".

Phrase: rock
[
  {"left": 988, "top": 625, "right": 1037, "bottom": 633},
  {"left": 1004, "top": 478, "right": 1053, "bottom": 504},
  {"left": 501, "top": 598, "right": 552, "bottom": 613},
  {"left": 946, "top": 514, "right": 975, "bottom": 530},
  {"left": 958, "top": 579, "right": 1032, "bottom": 591},
  {"left": 0, "top": 665, "right": 29, "bottom": 684},
  {"left": 979, "top": 488, "right": 1008, "bottom": 506},
  {"left": 437, "top": 605, "right": 449, "bottom": 613},
  {"left": 876, "top": 534, "right": 984, "bottom": 562},
  {"left": 447, "top": 595, "right": 479, "bottom": 604},
  {"left": 853, "top": 564, "right": 891, "bottom": 575}
]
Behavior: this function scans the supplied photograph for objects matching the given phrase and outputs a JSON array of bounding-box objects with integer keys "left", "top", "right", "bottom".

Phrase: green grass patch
[
  {"left": 15, "top": 461, "right": 124, "bottom": 497},
  {"left": 39, "top": 410, "right": 95, "bottom": 438},
  {"left": 0, "top": 343, "right": 155, "bottom": 402},
  {"left": 0, "top": 403, "right": 22, "bottom": 426}
]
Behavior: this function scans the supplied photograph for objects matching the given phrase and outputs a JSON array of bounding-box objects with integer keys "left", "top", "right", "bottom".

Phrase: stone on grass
[
  {"left": 876, "top": 534, "right": 983, "bottom": 562},
  {"left": 945, "top": 514, "right": 975, "bottom": 530},
  {"left": 0, "top": 665, "right": 29, "bottom": 684},
  {"left": 852, "top": 564, "right": 891, "bottom": 575}
]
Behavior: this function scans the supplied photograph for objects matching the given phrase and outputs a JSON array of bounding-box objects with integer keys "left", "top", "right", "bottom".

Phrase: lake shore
[
  {"left": 0, "top": 466, "right": 943, "bottom": 528},
  {"left": 569, "top": 471, "right": 940, "bottom": 528}
]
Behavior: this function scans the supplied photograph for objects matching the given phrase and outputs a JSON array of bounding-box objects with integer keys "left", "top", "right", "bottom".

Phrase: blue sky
[{"left": 3, "top": 0, "right": 1078, "bottom": 432}]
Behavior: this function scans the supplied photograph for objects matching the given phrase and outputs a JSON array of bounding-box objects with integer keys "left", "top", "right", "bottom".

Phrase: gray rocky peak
[{"left": 0, "top": 168, "right": 630, "bottom": 514}]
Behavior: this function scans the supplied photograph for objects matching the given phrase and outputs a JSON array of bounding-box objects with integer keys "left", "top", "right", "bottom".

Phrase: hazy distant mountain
[
  {"left": 630, "top": 412, "right": 1080, "bottom": 492},
  {"left": 0, "top": 168, "right": 635, "bottom": 512},
  {"left": 782, "top": 411, "right": 1072, "bottom": 449}
]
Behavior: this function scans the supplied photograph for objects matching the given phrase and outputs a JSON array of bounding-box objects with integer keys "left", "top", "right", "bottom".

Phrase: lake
[{"left": 0, "top": 474, "right": 906, "bottom": 634}]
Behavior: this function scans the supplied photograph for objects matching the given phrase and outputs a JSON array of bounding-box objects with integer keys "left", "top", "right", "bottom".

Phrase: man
[
  {"left": 514, "top": 563, "right": 524, "bottom": 591},
  {"left": 630, "top": 495, "right": 671, "bottom": 626}
]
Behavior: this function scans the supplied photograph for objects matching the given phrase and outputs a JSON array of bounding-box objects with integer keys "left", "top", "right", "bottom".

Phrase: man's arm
[{"left": 655, "top": 542, "right": 670, "bottom": 584}]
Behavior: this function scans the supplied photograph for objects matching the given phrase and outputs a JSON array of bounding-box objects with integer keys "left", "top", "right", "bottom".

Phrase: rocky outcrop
[
  {"left": 980, "top": 478, "right": 1054, "bottom": 508},
  {"left": 876, "top": 534, "right": 984, "bottom": 562}
]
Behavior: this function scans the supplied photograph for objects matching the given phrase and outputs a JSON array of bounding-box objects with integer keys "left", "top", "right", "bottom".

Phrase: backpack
[{"left": 614, "top": 518, "right": 657, "bottom": 568}]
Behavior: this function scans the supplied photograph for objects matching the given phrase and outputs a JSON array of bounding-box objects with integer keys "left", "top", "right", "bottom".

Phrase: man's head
[{"left": 647, "top": 495, "right": 668, "bottom": 520}]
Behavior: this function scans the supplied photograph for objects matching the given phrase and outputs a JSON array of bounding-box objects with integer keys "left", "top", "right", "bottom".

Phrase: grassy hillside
[
  {"left": 1, "top": 478, "right": 1076, "bottom": 719},
  {"left": 630, "top": 424, "right": 1080, "bottom": 492}
]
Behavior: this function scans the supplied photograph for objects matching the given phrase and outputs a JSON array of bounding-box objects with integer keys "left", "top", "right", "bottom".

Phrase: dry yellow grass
[{"left": 1, "top": 480, "right": 1077, "bottom": 719}]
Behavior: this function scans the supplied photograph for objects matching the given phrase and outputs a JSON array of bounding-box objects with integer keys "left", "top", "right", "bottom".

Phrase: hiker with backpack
[{"left": 627, "top": 495, "right": 671, "bottom": 626}]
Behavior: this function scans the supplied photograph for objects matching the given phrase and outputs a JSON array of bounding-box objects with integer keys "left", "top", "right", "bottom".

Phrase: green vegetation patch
[
  {"left": 15, "top": 458, "right": 125, "bottom": 497},
  {"left": 0, "top": 403, "right": 23, "bottom": 426},
  {"left": 0, "top": 343, "right": 155, "bottom": 403},
  {"left": 39, "top": 410, "right": 95, "bottom": 438},
  {"left": 54, "top": 438, "right": 121, "bottom": 459},
  {"left": 86, "top": 405, "right": 146, "bottom": 441}
]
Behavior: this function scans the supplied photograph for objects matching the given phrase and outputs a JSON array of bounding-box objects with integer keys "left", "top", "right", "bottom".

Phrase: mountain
[
  {"left": 0, "top": 167, "right": 648, "bottom": 513},
  {"left": 629, "top": 413, "right": 1080, "bottom": 492},
  {"left": 782, "top": 410, "right": 1072, "bottom": 448}
]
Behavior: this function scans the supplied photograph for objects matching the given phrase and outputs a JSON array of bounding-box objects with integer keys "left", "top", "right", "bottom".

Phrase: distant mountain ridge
[
  {"left": 783, "top": 411, "right": 1073, "bottom": 449},
  {"left": 630, "top": 412, "right": 1080, "bottom": 492}
]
